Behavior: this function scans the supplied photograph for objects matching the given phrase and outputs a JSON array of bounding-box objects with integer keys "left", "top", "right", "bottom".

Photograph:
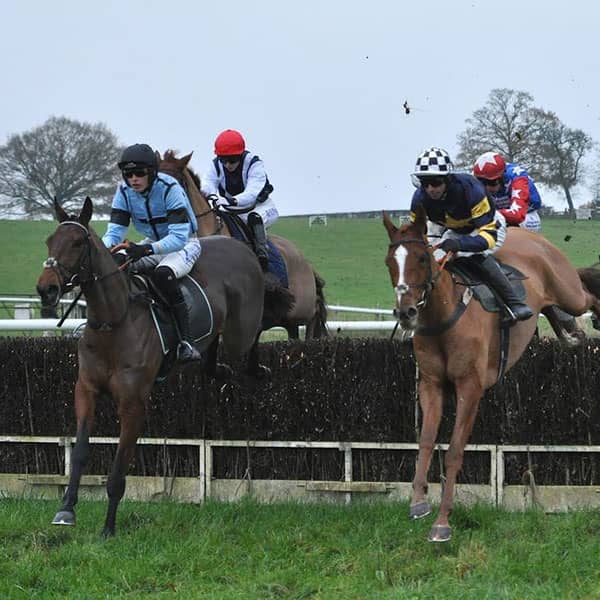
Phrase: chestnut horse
[
  {"left": 383, "top": 206, "right": 600, "bottom": 542},
  {"left": 158, "top": 150, "right": 328, "bottom": 339},
  {"left": 36, "top": 197, "right": 268, "bottom": 536}
]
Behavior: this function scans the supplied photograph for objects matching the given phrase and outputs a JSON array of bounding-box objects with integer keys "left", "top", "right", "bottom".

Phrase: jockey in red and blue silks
[{"left": 473, "top": 152, "right": 542, "bottom": 232}]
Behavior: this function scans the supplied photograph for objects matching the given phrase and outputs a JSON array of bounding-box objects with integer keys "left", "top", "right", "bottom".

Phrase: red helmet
[
  {"left": 214, "top": 129, "right": 246, "bottom": 156},
  {"left": 473, "top": 152, "right": 506, "bottom": 180}
]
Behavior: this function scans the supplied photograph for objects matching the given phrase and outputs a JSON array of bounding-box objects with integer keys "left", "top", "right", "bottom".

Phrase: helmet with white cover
[{"left": 413, "top": 147, "right": 454, "bottom": 177}]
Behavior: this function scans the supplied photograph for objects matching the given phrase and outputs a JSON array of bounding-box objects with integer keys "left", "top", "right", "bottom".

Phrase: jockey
[
  {"left": 200, "top": 129, "right": 279, "bottom": 270},
  {"left": 473, "top": 151, "right": 542, "bottom": 233},
  {"left": 410, "top": 147, "right": 534, "bottom": 322},
  {"left": 102, "top": 143, "right": 202, "bottom": 363}
]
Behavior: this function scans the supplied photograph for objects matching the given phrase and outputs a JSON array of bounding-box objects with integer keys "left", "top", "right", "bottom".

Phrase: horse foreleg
[
  {"left": 429, "top": 377, "right": 482, "bottom": 543},
  {"left": 246, "top": 333, "right": 270, "bottom": 379},
  {"left": 53, "top": 380, "right": 97, "bottom": 527},
  {"left": 410, "top": 376, "right": 444, "bottom": 520},
  {"left": 102, "top": 398, "right": 145, "bottom": 537}
]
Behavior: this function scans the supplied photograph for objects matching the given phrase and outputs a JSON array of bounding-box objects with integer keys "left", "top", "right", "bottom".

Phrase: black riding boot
[
  {"left": 248, "top": 212, "right": 269, "bottom": 271},
  {"left": 475, "top": 255, "right": 534, "bottom": 322},
  {"left": 172, "top": 301, "right": 202, "bottom": 363}
]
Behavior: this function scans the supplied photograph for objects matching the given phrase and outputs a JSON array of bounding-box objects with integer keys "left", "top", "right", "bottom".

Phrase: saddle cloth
[
  {"left": 131, "top": 273, "right": 213, "bottom": 355},
  {"left": 446, "top": 258, "right": 527, "bottom": 313},
  {"left": 220, "top": 211, "right": 289, "bottom": 288}
]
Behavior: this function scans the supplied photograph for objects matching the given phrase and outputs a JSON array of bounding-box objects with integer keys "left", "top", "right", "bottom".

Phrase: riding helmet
[
  {"left": 118, "top": 143, "right": 158, "bottom": 171},
  {"left": 473, "top": 152, "right": 506, "bottom": 180},
  {"left": 214, "top": 130, "right": 246, "bottom": 156},
  {"left": 413, "top": 147, "right": 454, "bottom": 177}
]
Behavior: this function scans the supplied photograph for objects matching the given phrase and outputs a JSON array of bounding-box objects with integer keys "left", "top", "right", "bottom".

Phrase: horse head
[
  {"left": 37, "top": 196, "right": 98, "bottom": 307},
  {"left": 383, "top": 206, "right": 438, "bottom": 331},
  {"left": 159, "top": 149, "right": 224, "bottom": 236}
]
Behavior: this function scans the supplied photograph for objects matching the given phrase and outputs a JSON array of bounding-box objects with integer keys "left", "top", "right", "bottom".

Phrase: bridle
[
  {"left": 42, "top": 220, "right": 127, "bottom": 329},
  {"left": 388, "top": 237, "right": 441, "bottom": 310}
]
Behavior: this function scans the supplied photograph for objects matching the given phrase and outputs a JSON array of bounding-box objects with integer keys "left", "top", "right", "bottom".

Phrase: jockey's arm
[
  {"left": 500, "top": 176, "right": 530, "bottom": 226},
  {"left": 231, "top": 161, "right": 268, "bottom": 209},
  {"left": 102, "top": 184, "right": 131, "bottom": 248},
  {"left": 200, "top": 163, "right": 220, "bottom": 197}
]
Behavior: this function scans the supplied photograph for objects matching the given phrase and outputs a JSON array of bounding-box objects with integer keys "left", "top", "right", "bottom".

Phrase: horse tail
[
  {"left": 263, "top": 272, "right": 295, "bottom": 327},
  {"left": 306, "top": 270, "right": 328, "bottom": 339}
]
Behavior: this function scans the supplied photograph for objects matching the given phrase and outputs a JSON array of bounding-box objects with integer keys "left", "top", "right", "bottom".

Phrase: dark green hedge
[{"left": 1, "top": 336, "right": 599, "bottom": 483}]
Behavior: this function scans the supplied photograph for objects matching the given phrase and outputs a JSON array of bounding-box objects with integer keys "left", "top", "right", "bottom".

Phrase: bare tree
[
  {"left": 0, "top": 116, "right": 122, "bottom": 218},
  {"left": 529, "top": 109, "right": 593, "bottom": 217},
  {"left": 455, "top": 88, "right": 539, "bottom": 169}
]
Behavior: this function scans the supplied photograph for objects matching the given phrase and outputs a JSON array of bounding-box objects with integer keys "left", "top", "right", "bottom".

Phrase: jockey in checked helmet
[{"left": 410, "top": 147, "right": 534, "bottom": 322}]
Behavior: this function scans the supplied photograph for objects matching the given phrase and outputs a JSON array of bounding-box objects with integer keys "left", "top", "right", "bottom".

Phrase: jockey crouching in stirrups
[
  {"left": 410, "top": 147, "right": 534, "bottom": 323},
  {"left": 102, "top": 143, "right": 202, "bottom": 363},
  {"left": 201, "top": 129, "right": 279, "bottom": 271}
]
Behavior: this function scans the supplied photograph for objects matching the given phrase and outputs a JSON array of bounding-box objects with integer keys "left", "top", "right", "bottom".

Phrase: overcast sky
[{"left": 1, "top": 0, "right": 598, "bottom": 216}]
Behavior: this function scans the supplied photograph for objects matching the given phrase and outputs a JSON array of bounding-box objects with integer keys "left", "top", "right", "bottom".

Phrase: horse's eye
[
  {"left": 418, "top": 254, "right": 428, "bottom": 265},
  {"left": 72, "top": 237, "right": 84, "bottom": 248}
]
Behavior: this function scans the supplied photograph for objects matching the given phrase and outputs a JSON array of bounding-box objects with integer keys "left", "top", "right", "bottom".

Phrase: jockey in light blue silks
[{"left": 102, "top": 143, "right": 202, "bottom": 363}]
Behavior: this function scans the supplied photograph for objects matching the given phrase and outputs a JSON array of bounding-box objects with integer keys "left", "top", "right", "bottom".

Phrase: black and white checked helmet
[{"left": 413, "top": 147, "right": 454, "bottom": 177}]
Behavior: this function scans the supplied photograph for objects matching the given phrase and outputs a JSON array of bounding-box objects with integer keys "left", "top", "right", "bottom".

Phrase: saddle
[
  {"left": 445, "top": 258, "right": 527, "bottom": 314},
  {"left": 217, "top": 210, "right": 289, "bottom": 288},
  {"left": 130, "top": 273, "right": 213, "bottom": 380}
]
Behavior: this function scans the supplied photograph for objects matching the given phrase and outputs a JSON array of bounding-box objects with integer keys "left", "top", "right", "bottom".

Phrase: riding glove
[
  {"left": 439, "top": 239, "right": 461, "bottom": 253},
  {"left": 208, "top": 194, "right": 231, "bottom": 208},
  {"left": 126, "top": 243, "right": 153, "bottom": 261}
]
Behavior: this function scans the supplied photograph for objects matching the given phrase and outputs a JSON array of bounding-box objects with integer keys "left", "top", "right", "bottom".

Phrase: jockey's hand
[
  {"left": 126, "top": 243, "right": 153, "bottom": 261},
  {"left": 439, "top": 239, "right": 460, "bottom": 254},
  {"left": 208, "top": 194, "right": 230, "bottom": 209}
]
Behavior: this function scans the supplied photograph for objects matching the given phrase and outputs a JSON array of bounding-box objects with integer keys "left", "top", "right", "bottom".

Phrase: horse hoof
[
  {"left": 52, "top": 510, "right": 75, "bottom": 526},
  {"left": 409, "top": 501, "right": 431, "bottom": 520},
  {"left": 428, "top": 525, "right": 452, "bottom": 543}
]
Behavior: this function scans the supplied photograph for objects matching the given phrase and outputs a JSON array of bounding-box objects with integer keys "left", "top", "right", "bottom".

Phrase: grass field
[
  {"left": 1, "top": 215, "right": 599, "bottom": 311},
  {"left": 2, "top": 497, "right": 600, "bottom": 599}
]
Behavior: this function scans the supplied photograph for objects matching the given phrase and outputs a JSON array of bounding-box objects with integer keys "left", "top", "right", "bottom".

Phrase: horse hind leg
[
  {"left": 578, "top": 267, "right": 600, "bottom": 329},
  {"left": 542, "top": 306, "right": 585, "bottom": 347}
]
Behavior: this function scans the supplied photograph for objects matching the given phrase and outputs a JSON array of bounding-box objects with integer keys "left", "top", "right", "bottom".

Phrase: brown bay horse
[
  {"left": 36, "top": 197, "right": 268, "bottom": 536},
  {"left": 383, "top": 206, "right": 600, "bottom": 542},
  {"left": 158, "top": 150, "right": 328, "bottom": 339}
]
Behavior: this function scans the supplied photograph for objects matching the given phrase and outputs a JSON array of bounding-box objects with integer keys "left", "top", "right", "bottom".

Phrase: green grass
[
  {"left": 3, "top": 215, "right": 598, "bottom": 310},
  {"left": 2, "top": 497, "right": 600, "bottom": 599}
]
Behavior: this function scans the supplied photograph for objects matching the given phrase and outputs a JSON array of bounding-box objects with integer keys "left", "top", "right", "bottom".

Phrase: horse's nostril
[{"left": 407, "top": 306, "right": 418, "bottom": 319}]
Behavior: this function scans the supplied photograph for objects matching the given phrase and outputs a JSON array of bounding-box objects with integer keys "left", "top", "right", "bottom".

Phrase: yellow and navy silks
[{"left": 410, "top": 173, "right": 499, "bottom": 253}]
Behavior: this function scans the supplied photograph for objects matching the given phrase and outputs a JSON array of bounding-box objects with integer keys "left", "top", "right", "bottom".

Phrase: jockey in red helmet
[
  {"left": 202, "top": 130, "right": 278, "bottom": 271},
  {"left": 473, "top": 151, "right": 542, "bottom": 232}
]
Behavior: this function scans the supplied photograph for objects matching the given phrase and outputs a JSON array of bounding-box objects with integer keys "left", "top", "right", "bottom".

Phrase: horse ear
[
  {"left": 155, "top": 150, "right": 162, "bottom": 163},
  {"left": 382, "top": 211, "right": 398, "bottom": 240},
  {"left": 54, "top": 197, "right": 69, "bottom": 223},
  {"left": 413, "top": 205, "right": 428, "bottom": 235},
  {"left": 181, "top": 151, "right": 193, "bottom": 166},
  {"left": 80, "top": 197, "right": 93, "bottom": 226}
]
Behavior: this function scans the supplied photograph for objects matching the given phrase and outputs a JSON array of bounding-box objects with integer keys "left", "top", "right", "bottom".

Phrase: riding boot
[
  {"left": 474, "top": 255, "right": 534, "bottom": 322},
  {"left": 172, "top": 301, "right": 202, "bottom": 363},
  {"left": 248, "top": 212, "right": 269, "bottom": 271}
]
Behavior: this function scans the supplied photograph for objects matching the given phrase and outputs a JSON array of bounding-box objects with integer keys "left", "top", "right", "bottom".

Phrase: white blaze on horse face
[{"left": 393, "top": 245, "right": 409, "bottom": 302}]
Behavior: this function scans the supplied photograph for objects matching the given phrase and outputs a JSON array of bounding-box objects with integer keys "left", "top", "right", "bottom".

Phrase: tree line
[{"left": 0, "top": 89, "right": 597, "bottom": 218}]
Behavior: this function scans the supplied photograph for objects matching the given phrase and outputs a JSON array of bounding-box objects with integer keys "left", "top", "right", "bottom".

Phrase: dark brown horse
[
  {"left": 36, "top": 197, "right": 267, "bottom": 536},
  {"left": 383, "top": 206, "right": 600, "bottom": 542},
  {"left": 158, "top": 150, "right": 328, "bottom": 339}
]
